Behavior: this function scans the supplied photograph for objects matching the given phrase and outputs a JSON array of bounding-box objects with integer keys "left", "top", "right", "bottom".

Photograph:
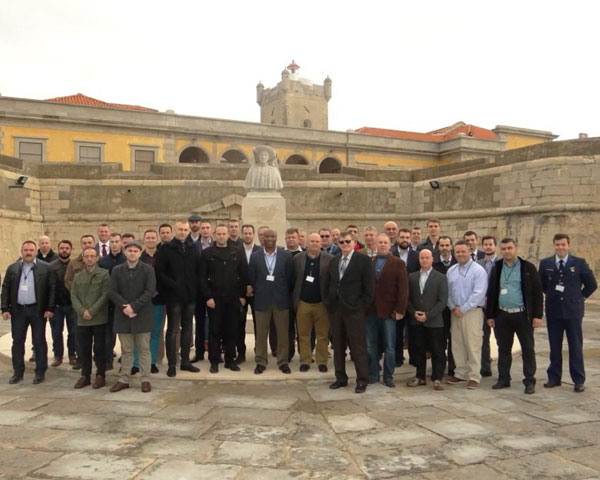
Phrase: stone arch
[
  {"left": 285, "top": 154, "right": 309, "bottom": 165},
  {"left": 179, "top": 146, "right": 210, "bottom": 164},
  {"left": 318, "top": 156, "right": 342, "bottom": 174},
  {"left": 221, "top": 149, "right": 248, "bottom": 164}
]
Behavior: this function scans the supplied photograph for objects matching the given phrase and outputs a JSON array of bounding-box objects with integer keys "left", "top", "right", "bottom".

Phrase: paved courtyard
[{"left": 1, "top": 305, "right": 600, "bottom": 479}]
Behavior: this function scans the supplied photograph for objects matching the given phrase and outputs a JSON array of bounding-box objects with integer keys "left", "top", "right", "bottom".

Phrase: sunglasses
[{"left": 338, "top": 239, "right": 353, "bottom": 245}]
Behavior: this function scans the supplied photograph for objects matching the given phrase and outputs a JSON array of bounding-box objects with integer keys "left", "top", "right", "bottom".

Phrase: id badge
[
  {"left": 500, "top": 288, "right": 508, "bottom": 295},
  {"left": 555, "top": 284, "right": 565, "bottom": 292},
  {"left": 266, "top": 275, "right": 275, "bottom": 282},
  {"left": 305, "top": 275, "right": 315, "bottom": 283},
  {"left": 20, "top": 285, "right": 29, "bottom": 292}
]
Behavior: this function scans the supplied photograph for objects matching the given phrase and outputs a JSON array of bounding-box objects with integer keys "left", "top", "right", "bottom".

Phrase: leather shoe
[
  {"left": 524, "top": 384, "right": 535, "bottom": 394},
  {"left": 131, "top": 366, "right": 139, "bottom": 375},
  {"left": 254, "top": 365, "right": 265, "bottom": 375},
  {"left": 69, "top": 355, "right": 77, "bottom": 365},
  {"left": 92, "top": 375, "right": 105, "bottom": 389},
  {"left": 384, "top": 378, "right": 396, "bottom": 388},
  {"left": 190, "top": 353, "right": 204, "bottom": 363},
  {"left": 543, "top": 379, "right": 562, "bottom": 388},
  {"left": 446, "top": 376, "right": 465, "bottom": 385},
  {"left": 33, "top": 374, "right": 45, "bottom": 384},
  {"left": 209, "top": 364, "right": 219, "bottom": 374},
  {"left": 299, "top": 364, "right": 310, "bottom": 372},
  {"left": 318, "top": 364, "right": 328, "bottom": 373},
  {"left": 235, "top": 354, "right": 246, "bottom": 365},
  {"left": 9, "top": 374, "right": 23, "bottom": 384},
  {"left": 151, "top": 364, "right": 159, "bottom": 374},
  {"left": 28, "top": 354, "right": 35, "bottom": 362},
  {"left": 329, "top": 380, "right": 348, "bottom": 389},
  {"left": 480, "top": 370, "right": 492, "bottom": 377},
  {"left": 279, "top": 364, "right": 291, "bottom": 374},
  {"left": 492, "top": 381, "right": 510, "bottom": 389},
  {"left": 355, "top": 383, "right": 367, "bottom": 394},
  {"left": 574, "top": 384, "right": 585, "bottom": 393},
  {"left": 141, "top": 382, "right": 151, "bottom": 393},
  {"left": 51, "top": 357, "right": 62, "bottom": 367},
  {"left": 74, "top": 376, "right": 91, "bottom": 389},
  {"left": 226, "top": 363, "right": 240, "bottom": 372},
  {"left": 180, "top": 364, "right": 200, "bottom": 373},
  {"left": 109, "top": 381, "right": 130, "bottom": 393},
  {"left": 166, "top": 366, "right": 176, "bottom": 377}
]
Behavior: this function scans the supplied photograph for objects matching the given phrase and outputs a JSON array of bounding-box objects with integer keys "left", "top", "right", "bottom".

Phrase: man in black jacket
[
  {"left": 200, "top": 225, "right": 248, "bottom": 373},
  {"left": 324, "top": 231, "right": 375, "bottom": 393},
  {"left": 486, "top": 238, "right": 543, "bottom": 394},
  {"left": 49, "top": 240, "right": 79, "bottom": 367},
  {"left": 1, "top": 240, "right": 56, "bottom": 384},
  {"left": 155, "top": 220, "right": 202, "bottom": 377},
  {"left": 37, "top": 235, "right": 58, "bottom": 263}
]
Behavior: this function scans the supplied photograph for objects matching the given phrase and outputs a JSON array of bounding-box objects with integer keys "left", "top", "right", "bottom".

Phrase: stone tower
[{"left": 256, "top": 61, "right": 332, "bottom": 130}]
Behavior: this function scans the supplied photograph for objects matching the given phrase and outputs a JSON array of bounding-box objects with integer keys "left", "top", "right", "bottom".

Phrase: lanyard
[
  {"left": 458, "top": 261, "right": 472, "bottom": 278},
  {"left": 501, "top": 261, "right": 518, "bottom": 286},
  {"left": 264, "top": 252, "right": 276, "bottom": 275}
]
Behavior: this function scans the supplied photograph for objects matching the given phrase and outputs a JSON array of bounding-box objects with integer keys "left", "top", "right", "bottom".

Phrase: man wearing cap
[{"left": 108, "top": 241, "right": 156, "bottom": 393}]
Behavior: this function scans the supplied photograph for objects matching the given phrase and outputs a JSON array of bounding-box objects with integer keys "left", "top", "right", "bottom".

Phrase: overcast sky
[{"left": 1, "top": 1, "right": 598, "bottom": 140}]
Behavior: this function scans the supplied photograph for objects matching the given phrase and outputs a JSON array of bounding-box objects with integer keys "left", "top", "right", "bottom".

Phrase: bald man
[{"left": 37, "top": 236, "right": 58, "bottom": 263}]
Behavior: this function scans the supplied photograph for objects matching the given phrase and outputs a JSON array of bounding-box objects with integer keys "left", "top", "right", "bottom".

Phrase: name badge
[
  {"left": 266, "top": 275, "right": 275, "bottom": 282},
  {"left": 305, "top": 275, "right": 314, "bottom": 283},
  {"left": 500, "top": 288, "right": 508, "bottom": 295},
  {"left": 20, "top": 285, "right": 29, "bottom": 292},
  {"left": 555, "top": 285, "right": 565, "bottom": 292}
]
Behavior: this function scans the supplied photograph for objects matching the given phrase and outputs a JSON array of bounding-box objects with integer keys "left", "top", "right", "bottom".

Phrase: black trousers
[
  {"left": 442, "top": 307, "right": 456, "bottom": 375},
  {"left": 77, "top": 323, "right": 106, "bottom": 378},
  {"left": 208, "top": 297, "right": 239, "bottom": 366},
  {"left": 51, "top": 305, "right": 78, "bottom": 359},
  {"left": 194, "top": 297, "right": 208, "bottom": 355},
  {"left": 411, "top": 324, "right": 446, "bottom": 381},
  {"left": 166, "top": 301, "right": 195, "bottom": 367},
  {"left": 238, "top": 297, "right": 255, "bottom": 357},
  {"left": 331, "top": 306, "right": 369, "bottom": 386},
  {"left": 494, "top": 310, "right": 536, "bottom": 385},
  {"left": 394, "top": 317, "right": 407, "bottom": 365},
  {"left": 11, "top": 305, "right": 47, "bottom": 376},
  {"left": 481, "top": 317, "right": 492, "bottom": 374},
  {"left": 104, "top": 304, "right": 116, "bottom": 366}
]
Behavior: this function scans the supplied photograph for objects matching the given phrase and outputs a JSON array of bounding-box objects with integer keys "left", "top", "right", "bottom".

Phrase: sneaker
[
  {"left": 406, "top": 377, "right": 426, "bottom": 387},
  {"left": 433, "top": 380, "right": 444, "bottom": 390}
]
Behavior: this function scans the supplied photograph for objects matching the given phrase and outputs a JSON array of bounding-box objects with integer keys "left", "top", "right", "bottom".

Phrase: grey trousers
[
  {"left": 255, "top": 305, "right": 289, "bottom": 367},
  {"left": 119, "top": 332, "right": 151, "bottom": 383}
]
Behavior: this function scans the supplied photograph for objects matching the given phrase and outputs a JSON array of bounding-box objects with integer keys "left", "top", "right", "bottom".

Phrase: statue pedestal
[{"left": 242, "top": 191, "right": 288, "bottom": 244}]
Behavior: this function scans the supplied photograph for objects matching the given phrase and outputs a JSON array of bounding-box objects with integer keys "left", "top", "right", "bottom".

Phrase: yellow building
[{"left": 0, "top": 63, "right": 557, "bottom": 172}]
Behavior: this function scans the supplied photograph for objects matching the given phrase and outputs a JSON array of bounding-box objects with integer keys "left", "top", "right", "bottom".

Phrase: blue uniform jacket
[{"left": 539, "top": 255, "right": 597, "bottom": 319}]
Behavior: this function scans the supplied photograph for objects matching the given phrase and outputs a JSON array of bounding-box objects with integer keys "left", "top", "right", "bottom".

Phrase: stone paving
[{"left": 1, "top": 305, "right": 600, "bottom": 479}]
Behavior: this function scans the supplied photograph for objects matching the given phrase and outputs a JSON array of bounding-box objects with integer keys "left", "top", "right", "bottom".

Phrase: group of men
[{"left": 0, "top": 217, "right": 596, "bottom": 395}]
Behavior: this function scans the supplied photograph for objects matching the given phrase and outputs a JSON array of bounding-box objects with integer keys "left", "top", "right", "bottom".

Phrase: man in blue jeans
[
  {"left": 365, "top": 234, "right": 408, "bottom": 388},
  {"left": 49, "top": 240, "right": 79, "bottom": 367}
]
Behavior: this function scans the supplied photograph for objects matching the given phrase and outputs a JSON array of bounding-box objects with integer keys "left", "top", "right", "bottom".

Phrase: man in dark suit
[
  {"left": 324, "top": 231, "right": 375, "bottom": 393},
  {"left": 37, "top": 235, "right": 58, "bottom": 263},
  {"left": 464, "top": 231, "right": 486, "bottom": 261},
  {"left": 433, "top": 235, "right": 457, "bottom": 377},
  {"left": 365, "top": 234, "right": 408, "bottom": 388},
  {"left": 1, "top": 240, "right": 56, "bottom": 384},
  {"left": 392, "top": 228, "right": 419, "bottom": 367},
  {"left": 407, "top": 248, "right": 448, "bottom": 390},
  {"left": 487, "top": 238, "right": 543, "bottom": 394},
  {"left": 237, "top": 224, "right": 261, "bottom": 364},
  {"left": 248, "top": 229, "right": 294, "bottom": 375},
  {"left": 292, "top": 232, "right": 333, "bottom": 372},
  {"left": 477, "top": 235, "right": 499, "bottom": 378},
  {"left": 155, "top": 220, "right": 202, "bottom": 377},
  {"left": 539, "top": 233, "right": 597, "bottom": 392}
]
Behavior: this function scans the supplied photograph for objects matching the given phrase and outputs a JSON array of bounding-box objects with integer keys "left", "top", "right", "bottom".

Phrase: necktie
[
  {"left": 102, "top": 244, "right": 107, "bottom": 257},
  {"left": 559, "top": 259, "right": 564, "bottom": 272},
  {"left": 340, "top": 257, "right": 348, "bottom": 278},
  {"left": 471, "top": 253, "right": 476, "bottom": 261}
]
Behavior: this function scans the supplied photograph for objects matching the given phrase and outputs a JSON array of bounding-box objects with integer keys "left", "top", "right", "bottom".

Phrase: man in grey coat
[
  {"left": 406, "top": 249, "right": 448, "bottom": 390},
  {"left": 108, "top": 241, "right": 156, "bottom": 393}
]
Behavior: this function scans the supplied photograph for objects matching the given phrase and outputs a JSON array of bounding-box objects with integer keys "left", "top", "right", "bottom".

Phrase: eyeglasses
[
  {"left": 320, "top": 234, "right": 330, "bottom": 238},
  {"left": 338, "top": 239, "right": 353, "bottom": 245}
]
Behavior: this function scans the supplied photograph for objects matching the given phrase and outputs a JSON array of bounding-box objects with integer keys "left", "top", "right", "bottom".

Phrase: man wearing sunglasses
[{"left": 324, "top": 231, "right": 374, "bottom": 393}]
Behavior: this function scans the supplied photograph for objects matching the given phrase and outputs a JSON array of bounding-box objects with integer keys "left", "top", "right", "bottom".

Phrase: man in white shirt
[{"left": 446, "top": 240, "right": 488, "bottom": 388}]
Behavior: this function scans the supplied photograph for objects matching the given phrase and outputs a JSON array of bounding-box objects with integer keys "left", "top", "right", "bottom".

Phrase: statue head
[{"left": 254, "top": 145, "right": 277, "bottom": 167}]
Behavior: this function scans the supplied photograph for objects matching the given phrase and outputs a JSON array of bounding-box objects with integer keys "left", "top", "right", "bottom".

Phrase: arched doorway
[
  {"left": 179, "top": 146, "right": 209, "bottom": 163},
  {"left": 285, "top": 154, "right": 309, "bottom": 165},
  {"left": 318, "top": 157, "right": 342, "bottom": 174},
  {"left": 221, "top": 149, "right": 248, "bottom": 164}
]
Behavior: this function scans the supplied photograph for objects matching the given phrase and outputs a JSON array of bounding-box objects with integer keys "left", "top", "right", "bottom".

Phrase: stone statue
[{"left": 244, "top": 145, "right": 284, "bottom": 191}]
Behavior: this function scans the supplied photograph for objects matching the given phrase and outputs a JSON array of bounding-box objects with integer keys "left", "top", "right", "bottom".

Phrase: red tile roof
[
  {"left": 355, "top": 122, "right": 497, "bottom": 142},
  {"left": 44, "top": 93, "right": 157, "bottom": 112}
]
